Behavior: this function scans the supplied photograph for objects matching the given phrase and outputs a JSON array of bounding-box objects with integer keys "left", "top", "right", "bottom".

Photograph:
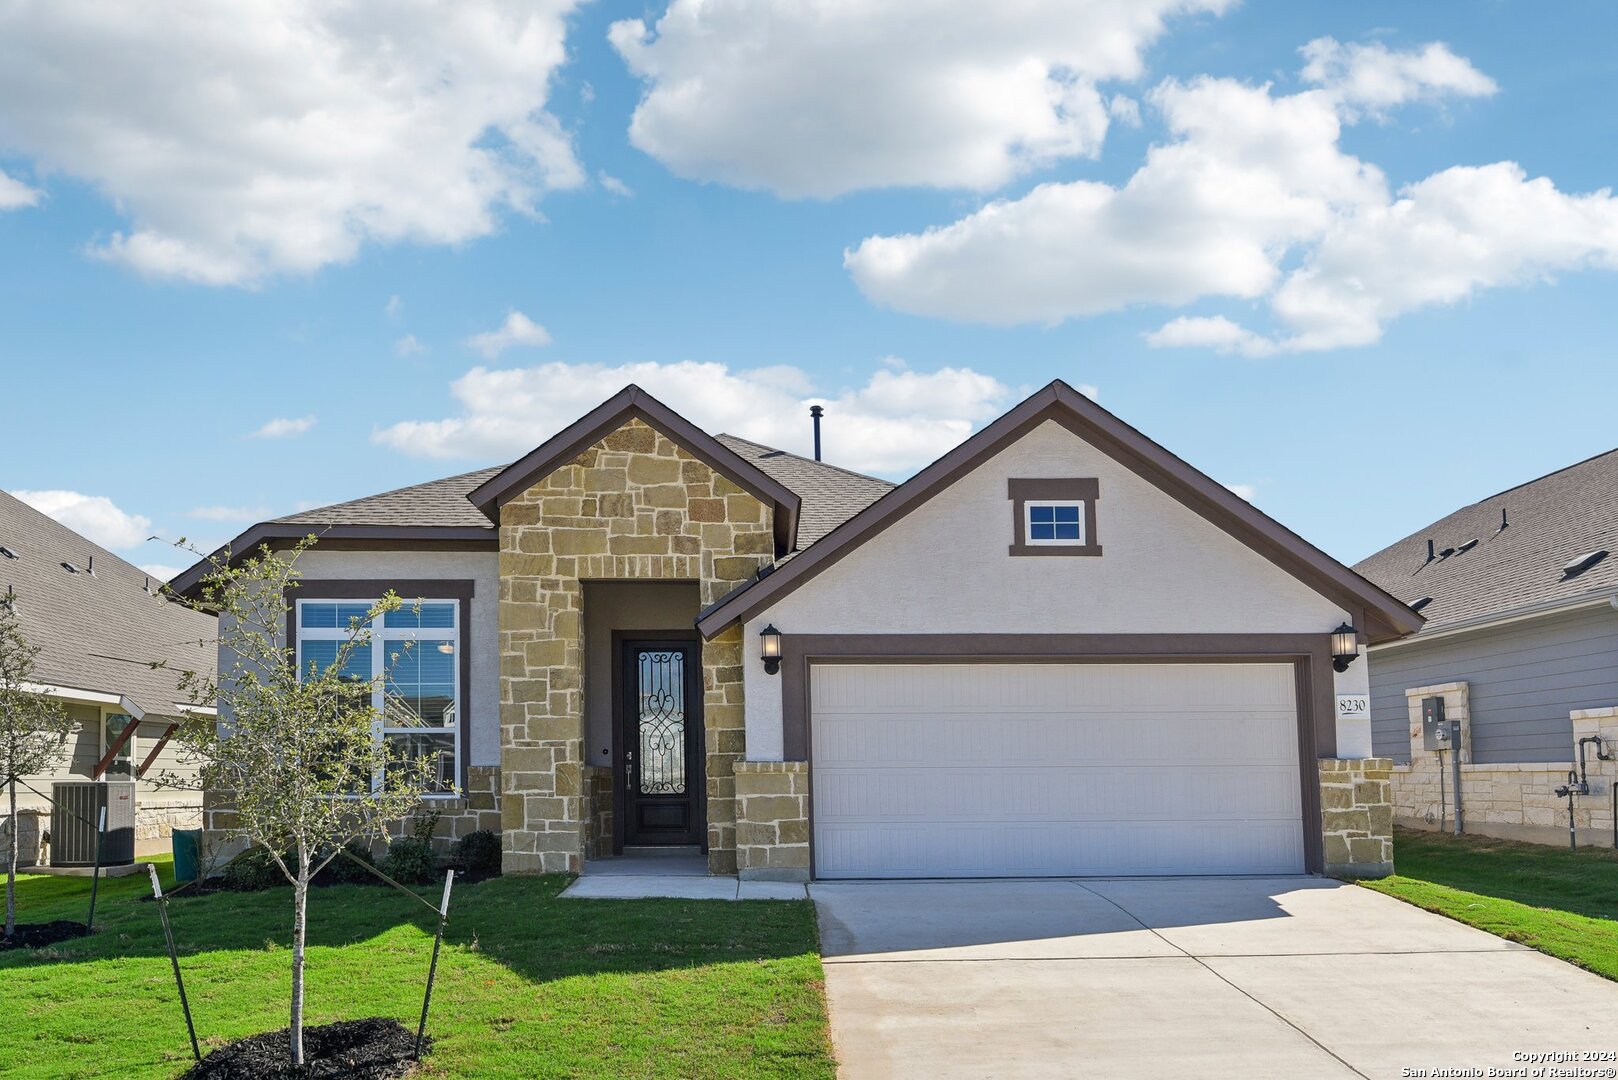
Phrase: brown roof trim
[
  {"left": 466, "top": 384, "right": 801, "bottom": 556},
  {"left": 697, "top": 379, "right": 1424, "bottom": 645},
  {"left": 170, "top": 524, "right": 496, "bottom": 598}
]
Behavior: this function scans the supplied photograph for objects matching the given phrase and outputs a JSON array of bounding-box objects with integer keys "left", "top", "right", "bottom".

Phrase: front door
[{"left": 620, "top": 639, "right": 704, "bottom": 847}]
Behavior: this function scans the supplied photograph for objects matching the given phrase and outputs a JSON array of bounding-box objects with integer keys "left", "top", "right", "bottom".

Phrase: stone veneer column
[
  {"left": 1319, "top": 758, "right": 1394, "bottom": 878},
  {"left": 499, "top": 418, "right": 774, "bottom": 874},
  {"left": 734, "top": 761, "right": 810, "bottom": 881}
]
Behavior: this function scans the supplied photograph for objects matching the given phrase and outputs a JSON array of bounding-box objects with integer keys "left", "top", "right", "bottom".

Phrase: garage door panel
[
  {"left": 814, "top": 765, "right": 1302, "bottom": 823},
  {"left": 814, "top": 821, "right": 1305, "bottom": 878},
  {"left": 810, "top": 663, "right": 1305, "bottom": 878},
  {"left": 814, "top": 711, "right": 1300, "bottom": 768}
]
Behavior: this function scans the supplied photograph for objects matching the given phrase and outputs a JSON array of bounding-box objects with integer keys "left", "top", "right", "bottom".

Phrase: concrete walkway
[
  {"left": 813, "top": 877, "right": 1618, "bottom": 1079},
  {"left": 559, "top": 853, "right": 806, "bottom": 899}
]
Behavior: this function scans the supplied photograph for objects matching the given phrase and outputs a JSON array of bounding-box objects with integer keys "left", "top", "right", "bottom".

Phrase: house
[
  {"left": 1355, "top": 450, "right": 1618, "bottom": 847},
  {"left": 0, "top": 489, "right": 214, "bottom": 859},
  {"left": 174, "top": 381, "right": 1421, "bottom": 880}
]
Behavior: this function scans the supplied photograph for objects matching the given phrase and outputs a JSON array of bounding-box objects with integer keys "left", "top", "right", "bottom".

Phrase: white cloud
[
  {"left": 385, "top": 295, "right": 404, "bottom": 319},
  {"left": 1300, "top": 37, "right": 1496, "bottom": 118},
  {"left": 187, "top": 505, "right": 270, "bottom": 522},
  {"left": 1145, "top": 315, "right": 1278, "bottom": 357},
  {"left": 1108, "top": 95, "right": 1143, "bottom": 128},
  {"left": 138, "top": 563, "right": 186, "bottom": 583},
  {"left": 249, "top": 416, "right": 315, "bottom": 439},
  {"left": 14, "top": 490, "right": 152, "bottom": 549},
  {"left": 466, "top": 310, "right": 551, "bottom": 358},
  {"left": 373, "top": 360, "right": 1018, "bottom": 476},
  {"left": 394, "top": 334, "right": 427, "bottom": 358},
  {"left": 598, "top": 171, "right": 633, "bottom": 198},
  {"left": 609, "top": 0, "right": 1231, "bottom": 197},
  {"left": 0, "top": 1, "right": 585, "bottom": 285},
  {"left": 0, "top": 168, "right": 39, "bottom": 209},
  {"left": 1224, "top": 482, "right": 1258, "bottom": 502},
  {"left": 849, "top": 40, "right": 1618, "bottom": 352}
]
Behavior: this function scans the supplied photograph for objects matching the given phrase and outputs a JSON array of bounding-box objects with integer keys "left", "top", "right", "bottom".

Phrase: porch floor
[{"left": 563, "top": 848, "right": 807, "bottom": 900}]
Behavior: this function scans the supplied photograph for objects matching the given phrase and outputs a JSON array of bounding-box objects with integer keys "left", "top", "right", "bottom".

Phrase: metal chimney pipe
[{"left": 810, "top": 405, "right": 824, "bottom": 461}]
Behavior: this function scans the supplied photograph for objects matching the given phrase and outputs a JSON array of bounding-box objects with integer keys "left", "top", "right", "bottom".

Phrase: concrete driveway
[{"left": 813, "top": 877, "right": 1618, "bottom": 1079}]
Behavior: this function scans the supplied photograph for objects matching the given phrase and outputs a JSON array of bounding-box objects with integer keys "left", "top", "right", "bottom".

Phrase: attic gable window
[
  {"left": 1008, "top": 478, "right": 1102, "bottom": 557},
  {"left": 1026, "top": 502, "right": 1084, "bottom": 545}
]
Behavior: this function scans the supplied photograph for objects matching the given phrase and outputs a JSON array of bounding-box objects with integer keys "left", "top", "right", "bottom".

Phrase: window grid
[
  {"left": 1024, "top": 500, "right": 1086, "bottom": 545},
  {"left": 295, "top": 599, "right": 461, "bottom": 798}
]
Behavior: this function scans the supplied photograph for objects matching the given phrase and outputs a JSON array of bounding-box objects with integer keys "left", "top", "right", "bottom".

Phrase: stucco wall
[
  {"left": 293, "top": 547, "right": 501, "bottom": 766},
  {"left": 580, "top": 580, "right": 700, "bottom": 769},
  {"left": 742, "top": 419, "right": 1362, "bottom": 760}
]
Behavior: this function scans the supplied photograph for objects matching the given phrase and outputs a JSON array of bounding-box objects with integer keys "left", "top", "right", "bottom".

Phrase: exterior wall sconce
[
  {"left": 1331, "top": 623, "right": 1360, "bottom": 672},
  {"left": 760, "top": 624, "right": 783, "bottom": 675}
]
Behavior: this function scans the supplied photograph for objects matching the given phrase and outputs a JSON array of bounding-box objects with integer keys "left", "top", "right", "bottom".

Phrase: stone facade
[
  {"left": 384, "top": 765, "right": 502, "bottom": 846},
  {"left": 1391, "top": 685, "right": 1618, "bottom": 846},
  {"left": 734, "top": 761, "right": 810, "bottom": 881},
  {"left": 498, "top": 417, "right": 774, "bottom": 874},
  {"left": 582, "top": 765, "right": 613, "bottom": 859},
  {"left": 1319, "top": 758, "right": 1394, "bottom": 878}
]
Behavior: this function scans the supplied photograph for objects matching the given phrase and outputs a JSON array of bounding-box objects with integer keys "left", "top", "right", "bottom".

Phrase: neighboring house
[
  {"left": 1355, "top": 449, "right": 1618, "bottom": 847},
  {"left": 0, "top": 489, "right": 215, "bottom": 858},
  {"left": 175, "top": 381, "right": 1421, "bottom": 881}
]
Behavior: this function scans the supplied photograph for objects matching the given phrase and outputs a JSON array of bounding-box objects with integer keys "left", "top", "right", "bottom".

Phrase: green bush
[
  {"left": 318, "top": 840, "right": 379, "bottom": 885},
  {"left": 452, "top": 829, "right": 501, "bottom": 877},
  {"left": 382, "top": 837, "right": 437, "bottom": 884},
  {"left": 222, "top": 846, "right": 290, "bottom": 891}
]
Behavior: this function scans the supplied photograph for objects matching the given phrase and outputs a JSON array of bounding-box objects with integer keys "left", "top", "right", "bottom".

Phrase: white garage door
[{"left": 811, "top": 663, "right": 1304, "bottom": 878}]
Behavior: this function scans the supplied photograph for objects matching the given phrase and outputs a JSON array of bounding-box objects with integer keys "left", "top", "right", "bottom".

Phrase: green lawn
[
  {"left": 1361, "top": 827, "right": 1618, "bottom": 980},
  {"left": 0, "top": 858, "right": 834, "bottom": 1078}
]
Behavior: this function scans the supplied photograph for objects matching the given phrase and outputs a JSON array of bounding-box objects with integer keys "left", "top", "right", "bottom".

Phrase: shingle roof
[
  {"left": 716, "top": 435, "right": 895, "bottom": 549},
  {"left": 270, "top": 467, "right": 503, "bottom": 530},
  {"left": 263, "top": 440, "right": 890, "bottom": 553},
  {"left": 0, "top": 490, "right": 215, "bottom": 717},
  {"left": 1353, "top": 447, "right": 1618, "bottom": 634}
]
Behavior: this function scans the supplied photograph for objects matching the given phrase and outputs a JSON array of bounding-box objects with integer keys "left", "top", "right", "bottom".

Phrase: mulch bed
[
  {"left": 182, "top": 1018, "right": 428, "bottom": 1079},
  {"left": 0, "top": 920, "right": 90, "bottom": 950}
]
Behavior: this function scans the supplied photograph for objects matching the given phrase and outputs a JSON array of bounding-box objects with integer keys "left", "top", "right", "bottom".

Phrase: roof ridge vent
[
  {"left": 1456, "top": 538, "right": 1479, "bottom": 555},
  {"left": 1563, "top": 550, "right": 1609, "bottom": 578}
]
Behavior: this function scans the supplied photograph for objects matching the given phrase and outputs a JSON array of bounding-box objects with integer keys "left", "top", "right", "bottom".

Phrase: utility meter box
[{"left": 1421, "top": 697, "right": 1459, "bottom": 752}]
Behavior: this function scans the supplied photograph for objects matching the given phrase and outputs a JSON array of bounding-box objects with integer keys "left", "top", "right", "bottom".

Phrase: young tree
[
  {"left": 170, "top": 537, "right": 434, "bottom": 1067},
  {"left": 0, "top": 599, "right": 74, "bottom": 940}
]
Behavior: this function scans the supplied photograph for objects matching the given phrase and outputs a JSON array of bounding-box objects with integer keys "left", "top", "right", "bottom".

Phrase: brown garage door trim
[{"left": 782, "top": 633, "right": 1333, "bottom": 877}]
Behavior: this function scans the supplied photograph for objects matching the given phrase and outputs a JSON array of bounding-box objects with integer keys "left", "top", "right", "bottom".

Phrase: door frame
[
  {"left": 780, "top": 633, "right": 1334, "bottom": 878},
  {"left": 610, "top": 629, "right": 706, "bottom": 854}
]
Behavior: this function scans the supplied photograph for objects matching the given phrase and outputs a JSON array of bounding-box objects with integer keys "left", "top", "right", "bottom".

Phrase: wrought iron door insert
[{"left": 620, "top": 639, "right": 703, "bottom": 846}]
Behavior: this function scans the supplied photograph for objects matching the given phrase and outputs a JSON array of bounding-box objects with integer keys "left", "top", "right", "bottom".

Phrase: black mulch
[
  {"left": 182, "top": 1018, "right": 428, "bottom": 1080},
  {"left": 0, "top": 920, "right": 90, "bottom": 950}
]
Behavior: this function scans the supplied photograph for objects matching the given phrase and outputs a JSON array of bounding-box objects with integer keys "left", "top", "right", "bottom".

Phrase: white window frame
[
  {"left": 100, "top": 709, "right": 138, "bottom": 779},
  {"left": 294, "top": 598, "right": 462, "bottom": 799},
  {"left": 1023, "top": 499, "right": 1087, "bottom": 546}
]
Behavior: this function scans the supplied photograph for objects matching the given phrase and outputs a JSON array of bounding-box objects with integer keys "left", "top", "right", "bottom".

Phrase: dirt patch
[
  {"left": 0, "top": 920, "right": 91, "bottom": 950},
  {"left": 182, "top": 1018, "right": 427, "bottom": 1079}
]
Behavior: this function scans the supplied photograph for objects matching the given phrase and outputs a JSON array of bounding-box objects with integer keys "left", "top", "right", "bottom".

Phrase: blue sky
[{"left": 1, "top": 1, "right": 1615, "bottom": 580}]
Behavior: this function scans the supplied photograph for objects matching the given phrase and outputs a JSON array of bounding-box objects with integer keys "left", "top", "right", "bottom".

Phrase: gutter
[
  {"left": 21, "top": 682, "right": 146, "bottom": 720},
  {"left": 1369, "top": 591, "right": 1618, "bottom": 652}
]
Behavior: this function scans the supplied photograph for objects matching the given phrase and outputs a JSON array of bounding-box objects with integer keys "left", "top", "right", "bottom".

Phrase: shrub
[
  {"left": 223, "top": 846, "right": 290, "bottom": 891},
  {"left": 452, "top": 829, "right": 501, "bottom": 878},
  {"left": 318, "top": 840, "right": 378, "bottom": 885},
  {"left": 382, "top": 837, "right": 436, "bottom": 884}
]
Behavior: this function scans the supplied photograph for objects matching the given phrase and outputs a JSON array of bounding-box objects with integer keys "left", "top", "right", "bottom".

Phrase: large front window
[{"left": 296, "top": 599, "right": 461, "bottom": 796}]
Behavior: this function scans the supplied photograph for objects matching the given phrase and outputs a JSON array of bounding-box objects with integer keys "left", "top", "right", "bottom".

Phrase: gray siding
[{"left": 1368, "top": 606, "right": 1618, "bottom": 764}]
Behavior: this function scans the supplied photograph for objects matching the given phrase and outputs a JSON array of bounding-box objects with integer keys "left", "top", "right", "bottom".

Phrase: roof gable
[
  {"left": 468, "top": 385, "right": 801, "bottom": 555},
  {"left": 697, "top": 380, "right": 1423, "bottom": 644}
]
